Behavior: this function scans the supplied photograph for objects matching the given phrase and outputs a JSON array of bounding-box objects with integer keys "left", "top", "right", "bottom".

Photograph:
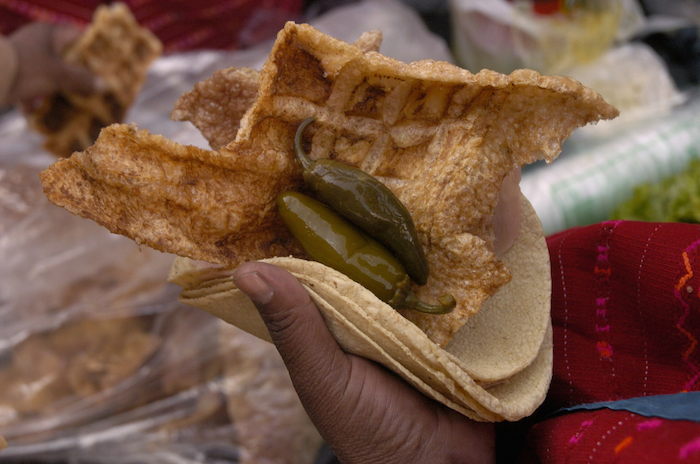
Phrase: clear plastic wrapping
[
  {"left": 448, "top": 0, "right": 645, "bottom": 74},
  {"left": 0, "top": 1, "right": 456, "bottom": 459},
  {"left": 0, "top": 155, "right": 320, "bottom": 463}
]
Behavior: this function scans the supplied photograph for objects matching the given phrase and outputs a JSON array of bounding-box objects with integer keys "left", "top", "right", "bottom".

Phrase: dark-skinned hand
[
  {"left": 233, "top": 262, "right": 495, "bottom": 464},
  {"left": 8, "top": 22, "right": 99, "bottom": 107}
]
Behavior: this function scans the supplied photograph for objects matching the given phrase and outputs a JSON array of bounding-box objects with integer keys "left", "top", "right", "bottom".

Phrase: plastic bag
[
  {"left": 520, "top": 93, "right": 700, "bottom": 234},
  {"left": 448, "top": 0, "right": 645, "bottom": 74},
  {"left": 0, "top": 159, "right": 321, "bottom": 463},
  {"left": 563, "top": 42, "right": 686, "bottom": 140},
  {"left": 0, "top": 16, "right": 321, "bottom": 459},
  {"left": 641, "top": 0, "right": 700, "bottom": 23},
  {"left": 0, "top": 1, "right": 454, "bottom": 460}
]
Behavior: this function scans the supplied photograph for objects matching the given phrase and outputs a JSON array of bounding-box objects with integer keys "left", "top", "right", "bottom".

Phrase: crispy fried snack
[
  {"left": 171, "top": 67, "right": 260, "bottom": 151},
  {"left": 171, "top": 30, "right": 383, "bottom": 150},
  {"left": 41, "top": 23, "right": 617, "bottom": 345},
  {"left": 26, "top": 3, "right": 161, "bottom": 157},
  {"left": 0, "top": 317, "right": 159, "bottom": 422}
]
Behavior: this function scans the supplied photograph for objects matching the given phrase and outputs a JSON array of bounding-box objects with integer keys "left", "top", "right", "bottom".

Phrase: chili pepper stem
[
  {"left": 294, "top": 117, "right": 315, "bottom": 170},
  {"left": 403, "top": 292, "right": 456, "bottom": 314}
]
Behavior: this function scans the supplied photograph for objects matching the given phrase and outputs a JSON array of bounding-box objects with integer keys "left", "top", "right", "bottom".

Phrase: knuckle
[
  {"left": 263, "top": 306, "right": 299, "bottom": 343},
  {"left": 262, "top": 298, "right": 319, "bottom": 349}
]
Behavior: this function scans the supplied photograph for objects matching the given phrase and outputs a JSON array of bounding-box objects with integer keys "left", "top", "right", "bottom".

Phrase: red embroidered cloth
[
  {"left": 0, "top": 0, "right": 303, "bottom": 52},
  {"left": 511, "top": 221, "right": 700, "bottom": 463}
]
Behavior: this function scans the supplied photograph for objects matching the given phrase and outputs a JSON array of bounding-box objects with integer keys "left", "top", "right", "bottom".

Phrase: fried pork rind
[
  {"left": 171, "top": 30, "right": 382, "bottom": 150},
  {"left": 26, "top": 3, "right": 161, "bottom": 157},
  {"left": 0, "top": 318, "right": 159, "bottom": 419},
  {"left": 171, "top": 68, "right": 261, "bottom": 150},
  {"left": 40, "top": 124, "right": 304, "bottom": 266},
  {"left": 41, "top": 23, "right": 617, "bottom": 345}
]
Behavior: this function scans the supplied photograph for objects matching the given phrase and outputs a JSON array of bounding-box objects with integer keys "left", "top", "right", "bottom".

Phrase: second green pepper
[
  {"left": 278, "top": 191, "right": 455, "bottom": 314},
  {"left": 294, "top": 117, "right": 430, "bottom": 285}
]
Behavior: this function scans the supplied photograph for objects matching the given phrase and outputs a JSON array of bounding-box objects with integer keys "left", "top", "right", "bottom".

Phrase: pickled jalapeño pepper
[
  {"left": 294, "top": 117, "right": 430, "bottom": 285},
  {"left": 278, "top": 191, "right": 455, "bottom": 314}
]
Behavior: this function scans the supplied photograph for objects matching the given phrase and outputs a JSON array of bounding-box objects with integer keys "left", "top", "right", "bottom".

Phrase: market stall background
[{"left": 0, "top": 0, "right": 699, "bottom": 462}]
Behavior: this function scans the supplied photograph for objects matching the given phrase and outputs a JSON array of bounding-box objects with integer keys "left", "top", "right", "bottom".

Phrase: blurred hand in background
[{"left": 2, "top": 23, "right": 99, "bottom": 108}]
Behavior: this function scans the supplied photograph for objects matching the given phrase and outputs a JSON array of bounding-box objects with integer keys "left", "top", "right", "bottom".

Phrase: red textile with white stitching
[
  {"left": 517, "top": 222, "right": 700, "bottom": 463},
  {"left": 0, "top": 0, "right": 303, "bottom": 53}
]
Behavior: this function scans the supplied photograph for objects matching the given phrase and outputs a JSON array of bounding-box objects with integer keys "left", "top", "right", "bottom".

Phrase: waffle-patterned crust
[
  {"left": 41, "top": 23, "right": 617, "bottom": 345},
  {"left": 27, "top": 3, "right": 161, "bottom": 157},
  {"left": 171, "top": 30, "right": 383, "bottom": 150}
]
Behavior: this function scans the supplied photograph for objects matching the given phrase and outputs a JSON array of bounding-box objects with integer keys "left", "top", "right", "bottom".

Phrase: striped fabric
[
  {"left": 0, "top": 0, "right": 303, "bottom": 52},
  {"left": 499, "top": 221, "right": 700, "bottom": 463}
]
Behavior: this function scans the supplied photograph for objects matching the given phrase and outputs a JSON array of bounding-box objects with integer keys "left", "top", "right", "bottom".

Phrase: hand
[
  {"left": 8, "top": 22, "right": 99, "bottom": 107},
  {"left": 493, "top": 167, "right": 522, "bottom": 256},
  {"left": 233, "top": 262, "right": 495, "bottom": 464}
]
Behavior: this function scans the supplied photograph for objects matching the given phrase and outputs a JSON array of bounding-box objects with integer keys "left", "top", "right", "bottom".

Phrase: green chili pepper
[
  {"left": 294, "top": 117, "right": 430, "bottom": 285},
  {"left": 278, "top": 191, "right": 455, "bottom": 314}
]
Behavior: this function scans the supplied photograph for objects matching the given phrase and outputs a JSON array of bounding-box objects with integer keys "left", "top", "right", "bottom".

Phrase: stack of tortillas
[
  {"left": 169, "top": 193, "right": 551, "bottom": 422},
  {"left": 40, "top": 23, "right": 616, "bottom": 422}
]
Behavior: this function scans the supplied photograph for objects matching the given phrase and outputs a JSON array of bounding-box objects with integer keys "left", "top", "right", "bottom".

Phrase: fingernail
[{"left": 234, "top": 271, "right": 274, "bottom": 306}]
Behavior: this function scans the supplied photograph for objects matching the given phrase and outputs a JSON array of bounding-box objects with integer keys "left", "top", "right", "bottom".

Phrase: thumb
[
  {"left": 53, "top": 62, "right": 100, "bottom": 96},
  {"left": 232, "top": 262, "right": 352, "bottom": 393}
]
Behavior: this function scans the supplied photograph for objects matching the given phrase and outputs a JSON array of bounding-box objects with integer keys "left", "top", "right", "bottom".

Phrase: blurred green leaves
[{"left": 612, "top": 158, "right": 700, "bottom": 223}]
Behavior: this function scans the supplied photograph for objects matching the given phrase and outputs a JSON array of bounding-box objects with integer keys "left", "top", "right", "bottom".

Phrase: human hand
[
  {"left": 8, "top": 22, "right": 100, "bottom": 107},
  {"left": 233, "top": 262, "right": 495, "bottom": 464}
]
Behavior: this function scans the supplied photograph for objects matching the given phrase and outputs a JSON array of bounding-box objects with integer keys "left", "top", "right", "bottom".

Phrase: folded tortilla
[
  {"left": 171, "top": 193, "right": 552, "bottom": 421},
  {"left": 40, "top": 22, "right": 617, "bottom": 420}
]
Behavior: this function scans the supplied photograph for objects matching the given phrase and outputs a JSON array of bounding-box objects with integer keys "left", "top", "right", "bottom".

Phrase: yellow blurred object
[
  {"left": 450, "top": 0, "right": 633, "bottom": 74},
  {"left": 518, "top": 1, "right": 622, "bottom": 73}
]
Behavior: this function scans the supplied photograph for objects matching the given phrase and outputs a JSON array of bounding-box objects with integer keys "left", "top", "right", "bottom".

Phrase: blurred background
[{"left": 0, "top": 0, "right": 699, "bottom": 462}]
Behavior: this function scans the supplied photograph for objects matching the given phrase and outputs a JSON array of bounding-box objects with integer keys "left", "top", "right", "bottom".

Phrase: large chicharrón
[{"left": 40, "top": 22, "right": 617, "bottom": 347}]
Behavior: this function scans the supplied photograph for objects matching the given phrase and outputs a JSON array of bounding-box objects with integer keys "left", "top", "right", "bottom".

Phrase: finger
[
  {"left": 10, "top": 77, "right": 55, "bottom": 104},
  {"left": 493, "top": 167, "right": 523, "bottom": 256},
  {"left": 52, "top": 23, "right": 83, "bottom": 55},
  {"left": 53, "top": 62, "right": 99, "bottom": 96},
  {"left": 19, "top": 96, "right": 47, "bottom": 113},
  {"left": 232, "top": 262, "right": 352, "bottom": 386}
]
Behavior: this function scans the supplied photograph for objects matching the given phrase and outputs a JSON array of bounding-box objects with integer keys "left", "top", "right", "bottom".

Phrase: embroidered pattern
[
  {"left": 679, "top": 436, "right": 700, "bottom": 460},
  {"left": 594, "top": 221, "right": 622, "bottom": 395},
  {"left": 558, "top": 230, "right": 576, "bottom": 402},
  {"left": 587, "top": 415, "right": 632, "bottom": 464},
  {"left": 674, "top": 239, "right": 700, "bottom": 391},
  {"left": 636, "top": 418, "right": 663, "bottom": 431},
  {"left": 636, "top": 224, "right": 662, "bottom": 395},
  {"left": 568, "top": 419, "right": 594, "bottom": 445},
  {"left": 614, "top": 436, "right": 633, "bottom": 454}
]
